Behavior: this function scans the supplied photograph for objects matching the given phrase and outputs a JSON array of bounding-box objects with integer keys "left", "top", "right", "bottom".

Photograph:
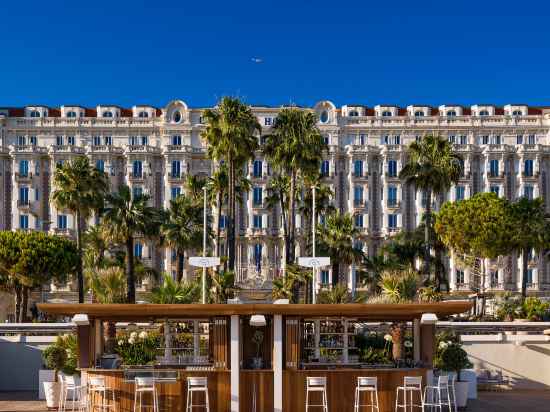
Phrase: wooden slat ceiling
[{"left": 38, "top": 302, "right": 472, "bottom": 321}]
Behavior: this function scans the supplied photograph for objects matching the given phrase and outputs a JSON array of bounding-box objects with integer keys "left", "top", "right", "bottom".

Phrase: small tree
[
  {"left": 43, "top": 345, "right": 67, "bottom": 382},
  {"left": 437, "top": 342, "right": 473, "bottom": 381}
]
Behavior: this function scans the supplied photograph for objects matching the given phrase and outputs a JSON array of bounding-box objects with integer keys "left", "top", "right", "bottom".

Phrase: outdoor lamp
[
  {"left": 420, "top": 313, "right": 438, "bottom": 325},
  {"left": 72, "top": 313, "right": 89, "bottom": 326},
  {"left": 250, "top": 314, "right": 267, "bottom": 327}
]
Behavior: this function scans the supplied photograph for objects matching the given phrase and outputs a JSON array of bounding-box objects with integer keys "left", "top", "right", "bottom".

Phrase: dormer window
[
  {"left": 512, "top": 110, "right": 523, "bottom": 116},
  {"left": 446, "top": 111, "right": 457, "bottom": 117},
  {"left": 30, "top": 110, "right": 41, "bottom": 118},
  {"left": 349, "top": 111, "right": 359, "bottom": 117},
  {"left": 414, "top": 111, "right": 424, "bottom": 117},
  {"left": 173, "top": 111, "right": 182, "bottom": 123},
  {"left": 479, "top": 110, "right": 490, "bottom": 116},
  {"left": 66, "top": 111, "right": 77, "bottom": 118},
  {"left": 381, "top": 111, "right": 392, "bottom": 117},
  {"left": 138, "top": 111, "right": 149, "bottom": 118},
  {"left": 320, "top": 110, "right": 329, "bottom": 123},
  {"left": 103, "top": 111, "right": 113, "bottom": 118}
]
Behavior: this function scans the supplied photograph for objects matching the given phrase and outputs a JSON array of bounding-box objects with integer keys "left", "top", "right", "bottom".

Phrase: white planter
[
  {"left": 43, "top": 381, "right": 61, "bottom": 409},
  {"left": 455, "top": 380, "right": 469, "bottom": 409},
  {"left": 38, "top": 370, "right": 55, "bottom": 400}
]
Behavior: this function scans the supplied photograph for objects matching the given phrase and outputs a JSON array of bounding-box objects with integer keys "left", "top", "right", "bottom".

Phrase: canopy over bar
[{"left": 38, "top": 302, "right": 472, "bottom": 321}]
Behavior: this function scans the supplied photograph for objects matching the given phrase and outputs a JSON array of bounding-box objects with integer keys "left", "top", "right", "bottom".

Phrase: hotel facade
[{"left": 1, "top": 100, "right": 550, "bottom": 303}]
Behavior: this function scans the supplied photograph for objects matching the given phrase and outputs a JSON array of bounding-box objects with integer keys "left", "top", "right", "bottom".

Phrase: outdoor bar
[{"left": 39, "top": 301, "right": 472, "bottom": 412}]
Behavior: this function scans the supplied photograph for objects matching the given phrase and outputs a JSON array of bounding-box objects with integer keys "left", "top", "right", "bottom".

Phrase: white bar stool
[
  {"left": 59, "top": 375, "right": 85, "bottom": 412},
  {"left": 186, "top": 377, "right": 210, "bottom": 412},
  {"left": 134, "top": 377, "right": 159, "bottom": 412},
  {"left": 448, "top": 375, "right": 457, "bottom": 412},
  {"left": 354, "top": 377, "right": 379, "bottom": 412},
  {"left": 423, "top": 375, "right": 452, "bottom": 412},
  {"left": 395, "top": 376, "right": 424, "bottom": 412},
  {"left": 306, "top": 376, "right": 328, "bottom": 412},
  {"left": 88, "top": 376, "right": 115, "bottom": 412}
]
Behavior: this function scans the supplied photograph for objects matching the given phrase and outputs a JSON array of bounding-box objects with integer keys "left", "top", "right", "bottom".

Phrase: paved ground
[{"left": 1, "top": 390, "right": 550, "bottom": 411}]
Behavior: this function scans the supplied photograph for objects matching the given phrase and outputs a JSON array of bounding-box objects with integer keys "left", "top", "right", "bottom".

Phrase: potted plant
[
  {"left": 42, "top": 344, "right": 67, "bottom": 409},
  {"left": 438, "top": 341, "right": 473, "bottom": 408},
  {"left": 251, "top": 329, "right": 264, "bottom": 369}
]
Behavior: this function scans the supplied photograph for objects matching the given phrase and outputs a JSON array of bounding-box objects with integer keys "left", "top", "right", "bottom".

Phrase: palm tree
[
  {"left": 317, "top": 212, "right": 364, "bottom": 286},
  {"left": 83, "top": 225, "right": 108, "bottom": 271},
  {"left": 161, "top": 196, "right": 205, "bottom": 282},
  {"left": 263, "top": 108, "right": 327, "bottom": 265},
  {"left": 266, "top": 174, "right": 291, "bottom": 268},
  {"left": 52, "top": 156, "right": 108, "bottom": 302},
  {"left": 102, "top": 185, "right": 163, "bottom": 303},
  {"left": 206, "top": 165, "right": 228, "bottom": 257},
  {"left": 399, "top": 134, "right": 462, "bottom": 279},
  {"left": 383, "top": 231, "right": 424, "bottom": 271},
  {"left": 208, "top": 270, "right": 238, "bottom": 303},
  {"left": 151, "top": 274, "right": 200, "bottom": 304},
  {"left": 271, "top": 264, "right": 310, "bottom": 303},
  {"left": 201, "top": 97, "right": 261, "bottom": 271},
  {"left": 185, "top": 174, "right": 207, "bottom": 202},
  {"left": 299, "top": 179, "right": 335, "bottom": 251}
]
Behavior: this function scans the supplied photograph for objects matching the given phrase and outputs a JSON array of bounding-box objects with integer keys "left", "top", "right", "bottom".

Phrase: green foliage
[
  {"left": 378, "top": 269, "right": 419, "bottom": 303},
  {"left": 88, "top": 267, "right": 127, "bottom": 303},
  {"left": 208, "top": 270, "right": 238, "bottom": 303},
  {"left": 437, "top": 342, "right": 473, "bottom": 380},
  {"left": 55, "top": 334, "right": 78, "bottom": 375},
  {"left": 115, "top": 330, "right": 161, "bottom": 366},
  {"left": 272, "top": 264, "right": 311, "bottom": 303},
  {"left": 355, "top": 332, "right": 392, "bottom": 364},
  {"left": 521, "top": 297, "right": 550, "bottom": 321},
  {"left": 43, "top": 345, "right": 67, "bottom": 381},
  {"left": 151, "top": 274, "right": 200, "bottom": 304},
  {"left": 317, "top": 284, "right": 353, "bottom": 304},
  {"left": 418, "top": 285, "right": 443, "bottom": 302},
  {"left": 495, "top": 292, "right": 522, "bottom": 321}
]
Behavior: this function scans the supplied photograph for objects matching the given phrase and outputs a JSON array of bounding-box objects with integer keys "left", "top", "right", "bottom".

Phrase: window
[
  {"left": 387, "top": 160, "right": 397, "bottom": 177},
  {"left": 138, "top": 111, "right": 149, "bottom": 118},
  {"left": 29, "top": 136, "right": 37, "bottom": 146},
  {"left": 253, "top": 187, "right": 263, "bottom": 206},
  {"left": 67, "top": 136, "right": 75, "bottom": 146},
  {"left": 172, "top": 135, "right": 182, "bottom": 146},
  {"left": 481, "top": 135, "right": 489, "bottom": 145},
  {"left": 448, "top": 135, "right": 456, "bottom": 144},
  {"left": 104, "top": 136, "right": 112, "bottom": 145},
  {"left": 414, "top": 111, "right": 424, "bottom": 117},
  {"left": 349, "top": 110, "right": 359, "bottom": 117},
  {"left": 254, "top": 243, "right": 263, "bottom": 270},
  {"left": 323, "top": 136, "right": 329, "bottom": 145},
  {"left": 527, "top": 269, "right": 534, "bottom": 285},
  {"left": 320, "top": 110, "right": 329, "bottom": 123},
  {"left": 35, "top": 162, "right": 40, "bottom": 176},
  {"left": 459, "top": 135, "right": 468, "bottom": 144},
  {"left": 381, "top": 111, "right": 392, "bottom": 117},
  {"left": 19, "top": 160, "right": 29, "bottom": 177},
  {"left": 447, "top": 110, "right": 457, "bottom": 117},
  {"left": 67, "top": 111, "right": 77, "bottom": 118},
  {"left": 253, "top": 160, "right": 263, "bottom": 178},
  {"left": 57, "top": 215, "right": 67, "bottom": 229},
  {"left": 387, "top": 186, "right": 398, "bottom": 206},
  {"left": 17, "top": 136, "right": 26, "bottom": 145},
  {"left": 528, "top": 134, "right": 536, "bottom": 144},
  {"left": 264, "top": 117, "right": 272, "bottom": 126},
  {"left": 455, "top": 186, "right": 465, "bottom": 201},
  {"left": 512, "top": 110, "right": 523, "bottom": 116},
  {"left": 219, "top": 215, "right": 227, "bottom": 229},
  {"left": 141, "top": 136, "right": 148, "bottom": 145},
  {"left": 19, "top": 215, "right": 29, "bottom": 229},
  {"left": 354, "top": 214, "right": 363, "bottom": 228},
  {"left": 517, "top": 134, "right": 524, "bottom": 144},
  {"left": 35, "top": 188, "right": 40, "bottom": 201},
  {"left": 320, "top": 160, "right": 330, "bottom": 177},
  {"left": 394, "top": 135, "right": 401, "bottom": 145},
  {"left": 95, "top": 160, "right": 104, "bottom": 172},
  {"left": 489, "top": 160, "right": 499, "bottom": 177},
  {"left": 359, "top": 134, "right": 366, "bottom": 145},
  {"left": 132, "top": 186, "right": 143, "bottom": 199},
  {"left": 354, "top": 186, "right": 364, "bottom": 205},
  {"left": 29, "top": 110, "right": 40, "bottom": 118},
  {"left": 103, "top": 111, "right": 113, "bottom": 118},
  {"left": 320, "top": 270, "right": 329, "bottom": 285},
  {"left": 19, "top": 187, "right": 29, "bottom": 205},
  {"left": 253, "top": 215, "right": 262, "bottom": 229},
  {"left": 173, "top": 111, "right": 182, "bottom": 123},
  {"left": 354, "top": 160, "right": 363, "bottom": 177},
  {"left": 524, "top": 159, "right": 534, "bottom": 177},
  {"left": 134, "top": 242, "right": 143, "bottom": 259},
  {"left": 479, "top": 110, "right": 490, "bottom": 116},
  {"left": 493, "top": 135, "right": 501, "bottom": 145},
  {"left": 388, "top": 214, "right": 398, "bottom": 229},
  {"left": 490, "top": 185, "right": 500, "bottom": 196},
  {"left": 490, "top": 271, "right": 498, "bottom": 287},
  {"left": 458, "top": 158, "right": 465, "bottom": 177},
  {"left": 171, "top": 186, "right": 181, "bottom": 199},
  {"left": 129, "top": 136, "right": 138, "bottom": 146},
  {"left": 56, "top": 136, "right": 64, "bottom": 146},
  {"left": 171, "top": 161, "right": 181, "bottom": 178},
  {"left": 93, "top": 136, "right": 101, "bottom": 146},
  {"left": 456, "top": 270, "right": 465, "bottom": 285},
  {"left": 132, "top": 161, "right": 143, "bottom": 178},
  {"left": 524, "top": 185, "right": 534, "bottom": 200}
]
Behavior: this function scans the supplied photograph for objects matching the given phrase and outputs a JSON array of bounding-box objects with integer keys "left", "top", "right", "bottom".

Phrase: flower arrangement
[{"left": 115, "top": 330, "right": 161, "bottom": 365}]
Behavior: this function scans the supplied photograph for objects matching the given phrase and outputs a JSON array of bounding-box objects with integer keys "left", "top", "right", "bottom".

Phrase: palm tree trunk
[
  {"left": 279, "top": 193, "right": 288, "bottom": 278},
  {"left": 20, "top": 285, "right": 29, "bottom": 322},
  {"left": 104, "top": 321, "right": 116, "bottom": 354},
  {"left": 287, "top": 171, "right": 296, "bottom": 264},
  {"left": 332, "top": 262, "right": 339, "bottom": 287},
  {"left": 14, "top": 282, "right": 22, "bottom": 323},
  {"left": 75, "top": 209, "right": 84, "bottom": 303},
  {"left": 126, "top": 237, "right": 136, "bottom": 303},
  {"left": 216, "top": 192, "right": 222, "bottom": 258},
  {"left": 423, "top": 189, "right": 432, "bottom": 280},
  {"left": 521, "top": 247, "right": 529, "bottom": 298},
  {"left": 227, "top": 161, "right": 236, "bottom": 271},
  {"left": 176, "top": 250, "right": 185, "bottom": 282}
]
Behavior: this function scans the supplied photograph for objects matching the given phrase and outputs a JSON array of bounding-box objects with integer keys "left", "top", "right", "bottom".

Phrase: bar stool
[
  {"left": 423, "top": 375, "right": 452, "bottom": 412},
  {"left": 134, "top": 377, "right": 159, "bottom": 412},
  {"left": 395, "top": 376, "right": 424, "bottom": 412},
  {"left": 186, "top": 377, "right": 210, "bottom": 412},
  {"left": 59, "top": 375, "right": 84, "bottom": 412},
  {"left": 448, "top": 375, "right": 457, "bottom": 412},
  {"left": 88, "top": 376, "right": 115, "bottom": 412},
  {"left": 306, "top": 377, "right": 328, "bottom": 412},
  {"left": 354, "top": 377, "right": 379, "bottom": 412}
]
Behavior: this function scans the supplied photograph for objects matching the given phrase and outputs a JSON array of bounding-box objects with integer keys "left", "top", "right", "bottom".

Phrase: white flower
[
  {"left": 130, "top": 331, "right": 138, "bottom": 339},
  {"left": 128, "top": 337, "right": 136, "bottom": 345},
  {"left": 139, "top": 331, "right": 148, "bottom": 340},
  {"left": 369, "top": 331, "right": 377, "bottom": 336},
  {"left": 404, "top": 341, "right": 413, "bottom": 348},
  {"left": 439, "top": 342, "right": 448, "bottom": 350},
  {"left": 384, "top": 334, "right": 393, "bottom": 342},
  {"left": 118, "top": 340, "right": 124, "bottom": 346}
]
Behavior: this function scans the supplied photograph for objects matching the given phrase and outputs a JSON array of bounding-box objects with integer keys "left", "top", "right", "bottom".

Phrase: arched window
[
  {"left": 173, "top": 111, "right": 182, "bottom": 123},
  {"left": 103, "top": 111, "right": 113, "bottom": 118},
  {"left": 320, "top": 160, "right": 330, "bottom": 177},
  {"left": 479, "top": 110, "right": 490, "bottom": 116},
  {"left": 132, "top": 160, "right": 143, "bottom": 178},
  {"left": 381, "top": 111, "right": 392, "bottom": 117},
  {"left": 138, "top": 111, "right": 149, "bottom": 118},
  {"left": 446, "top": 110, "right": 457, "bottom": 117},
  {"left": 349, "top": 110, "right": 359, "bottom": 117},
  {"left": 414, "top": 111, "right": 424, "bottom": 117},
  {"left": 253, "top": 160, "right": 263, "bottom": 178},
  {"left": 512, "top": 110, "right": 522, "bottom": 116},
  {"left": 66, "top": 111, "right": 77, "bottom": 118},
  {"left": 320, "top": 110, "right": 329, "bottom": 123},
  {"left": 29, "top": 110, "right": 40, "bottom": 118}
]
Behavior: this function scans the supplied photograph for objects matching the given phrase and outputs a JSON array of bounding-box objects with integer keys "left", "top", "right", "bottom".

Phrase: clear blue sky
[{"left": 1, "top": 0, "right": 549, "bottom": 108}]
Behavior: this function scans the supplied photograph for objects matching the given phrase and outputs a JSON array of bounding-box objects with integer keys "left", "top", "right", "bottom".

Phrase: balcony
[
  {"left": 50, "top": 145, "right": 85, "bottom": 154},
  {"left": 522, "top": 172, "right": 539, "bottom": 179},
  {"left": 384, "top": 173, "right": 399, "bottom": 179},
  {"left": 17, "top": 200, "right": 31, "bottom": 209},
  {"left": 167, "top": 173, "right": 185, "bottom": 182},
  {"left": 487, "top": 171, "right": 505, "bottom": 179},
  {"left": 88, "top": 145, "right": 123, "bottom": 154},
  {"left": 14, "top": 172, "right": 33, "bottom": 181},
  {"left": 353, "top": 199, "right": 366, "bottom": 208},
  {"left": 125, "top": 145, "right": 162, "bottom": 154},
  {"left": 246, "top": 227, "right": 268, "bottom": 237},
  {"left": 129, "top": 173, "right": 146, "bottom": 181},
  {"left": 387, "top": 200, "right": 401, "bottom": 209},
  {"left": 10, "top": 145, "right": 48, "bottom": 154}
]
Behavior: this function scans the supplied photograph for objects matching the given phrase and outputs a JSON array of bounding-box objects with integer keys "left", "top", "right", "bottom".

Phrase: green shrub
[
  {"left": 43, "top": 345, "right": 67, "bottom": 382},
  {"left": 521, "top": 297, "right": 550, "bottom": 321},
  {"left": 55, "top": 334, "right": 78, "bottom": 375},
  {"left": 115, "top": 330, "right": 161, "bottom": 365}
]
